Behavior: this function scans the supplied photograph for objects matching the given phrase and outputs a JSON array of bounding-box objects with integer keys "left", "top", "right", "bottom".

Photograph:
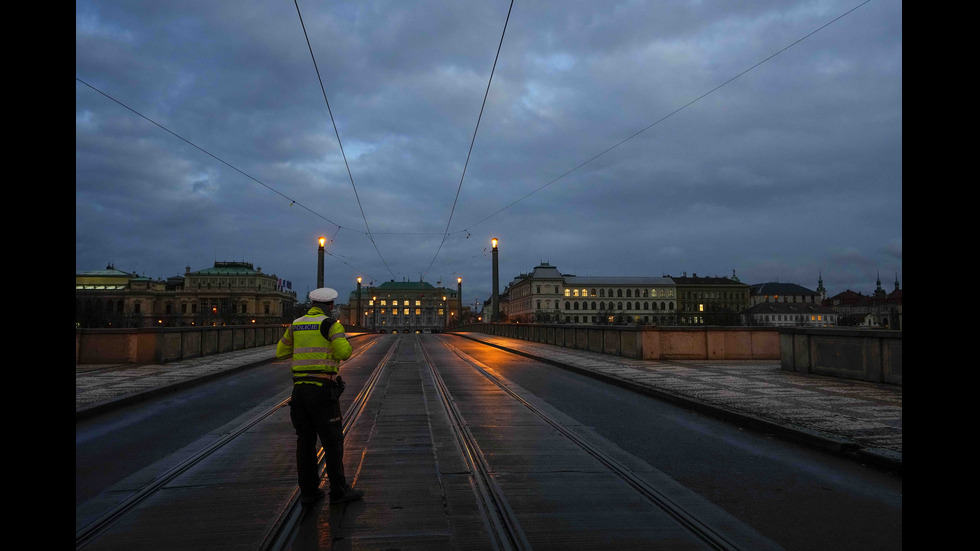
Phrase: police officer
[{"left": 277, "top": 287, "right": 364, "bottom": 505}]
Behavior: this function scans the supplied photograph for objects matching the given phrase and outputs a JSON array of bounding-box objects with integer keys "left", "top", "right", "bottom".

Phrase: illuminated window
[
  {"left": 415, "top": 309, "right": 421, "bottom": 315},
  {"left": 438, "top": 309, "right": 444, "bottom": 315},
  {"left": 699, "top": 304, "right": 704, "bottom": 312},
  {"left": 393, "top": 300, "right": 398, "bottom": 306},
  {"left": 404, "top": 309, "right": 409, "bottom": 315},
  {"left": 381, "top": 300, "right": 386, "bottom": 306},
  {"left": 573, "top": 289, "right": 580, "bottom": 297},
  {"left": 564, "top": 289, "right": 570, "bottom": 297},
  {"left": 415, "top": 300, "right": 421, "bottom": 306}
]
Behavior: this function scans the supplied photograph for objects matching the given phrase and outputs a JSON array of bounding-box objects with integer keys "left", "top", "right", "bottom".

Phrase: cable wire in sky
[
  {"left": 294, "top": 0, "right": 394, "bottom": 279},
  {"left": 76, "top": 76, "right": 391, "bottom": 285},
  {"left": 449, "top": 0, "right": 873, "bottom": 236},
  {"left": 75, "top": 76, "right": 350, "bottom": 232},
  {"left": 424, "top": 0, "right": 515, "bottom": 278}
]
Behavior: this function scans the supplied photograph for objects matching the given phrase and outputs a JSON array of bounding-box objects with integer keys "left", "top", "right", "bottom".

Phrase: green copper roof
[
  {"left": 76, "top": 264, "right": 137, "bottom": 277},
  {"left": 192, "top": 261, "right": 263, "bottom": 276},
  {"left": 375, "top": 280, "right": 437, "bottom": 290}
]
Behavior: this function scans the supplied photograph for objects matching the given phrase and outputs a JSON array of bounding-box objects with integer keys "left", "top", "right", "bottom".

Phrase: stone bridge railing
[
  {"left": 452, "top": 323, "right": 901, "bottom": 386},
  {"left": 75, "top": 325, "right": 288, "bottom": 365}
]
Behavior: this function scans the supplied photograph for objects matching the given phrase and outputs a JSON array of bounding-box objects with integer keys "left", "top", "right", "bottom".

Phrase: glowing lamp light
[
  {"left": 318, "top": 236, "right": 326, "bottom": 248},
  {"left": 491, "top": 237, "right": 498, "bottom": 249}
]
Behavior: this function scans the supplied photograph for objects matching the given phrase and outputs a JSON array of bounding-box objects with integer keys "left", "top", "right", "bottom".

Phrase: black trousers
[{"left": 289, "top": 382, "right": 347, "bottom": 496}]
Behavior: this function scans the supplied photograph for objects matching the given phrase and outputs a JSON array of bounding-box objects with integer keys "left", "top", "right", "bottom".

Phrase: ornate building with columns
[
  {"left": 343, "top": 279, "right": 461, "bottom": 333},
  {"left": 75, "top": 261, "right": 298, "bottom": 328}
]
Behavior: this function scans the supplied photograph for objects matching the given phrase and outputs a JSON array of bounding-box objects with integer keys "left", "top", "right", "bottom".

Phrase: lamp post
[
  {"left": 372, "top": 295, "right": 377, "bottom": 331},
  {"left": 356, "top": 277, "right": 362, "bottom": 328},
  {"left": 443, "top": 295, "right": 447, "bottom": 330},
  {"left": 317, "top": 236, "right": 326, "bottom": 289},
  {"left": 491, "top": 237, "right": 499, "bottom": 322},
  {"left": 457, "top": 276, "right": 462, "bottom": 326}
]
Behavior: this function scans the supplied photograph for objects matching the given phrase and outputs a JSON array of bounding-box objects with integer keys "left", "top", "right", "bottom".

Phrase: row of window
[
  {"left": 370, "top": 308, "right": 439, "bottom": 316},
  {"left": 562, "top": 288, "right": 676, "bottom": 299},
  {"left": 76, "top": 285, "right": 127, "bottom": 290},
  {"left": 561, "top": 301, "right": 675, "bottom": 311},
  {"left": 78, "top": 299, "right": 273, "bottom": 315},
  {"left": 370, "top": 299, "right": 431, "bottom": 307},
  {"left": 757, "top": 314, "right": 835, "bottom": 323},
  {"left": 563, "top": 315, "right": 675, "bottom": 324}
]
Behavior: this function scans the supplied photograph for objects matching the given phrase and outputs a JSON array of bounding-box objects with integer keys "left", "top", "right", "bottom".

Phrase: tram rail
[
  {"left": 77, "top": 333, "right": 773, "bottom": 550},
  {"left": 429, "top": 334, "right": 748, "bottom": 551},
  {"left": 75, "top": 335, "right": 394, "bottom": 551}
]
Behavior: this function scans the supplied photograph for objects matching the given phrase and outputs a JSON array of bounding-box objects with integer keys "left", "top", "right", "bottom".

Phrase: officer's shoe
[
  {"left": 330, "top": 484, "right": 364, "bottom": 504},
  {"left": 301, "top": 488, "right": 326, "bottom": 505}
]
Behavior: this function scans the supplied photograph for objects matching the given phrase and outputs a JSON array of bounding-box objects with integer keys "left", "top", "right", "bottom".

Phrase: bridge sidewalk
[
  {"left": 74, "top": 344, "right": 280, "bottom": 419},
  {"left": 75, "top": 333, "right": 901, "bottom": 471},
  {"left": 455, "top": 332, "right": 901, "bottom": 471}
]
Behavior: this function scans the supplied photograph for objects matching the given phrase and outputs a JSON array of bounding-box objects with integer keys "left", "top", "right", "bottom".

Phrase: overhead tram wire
[
  {"left": 75, "top": 76, "right": 348, "bottom": 233},
  {"left": 76, "top": 77, "right": 386, "bottom": 284},
  {"left": 446, "top": 0, "right": 874, "bottom": 237},
  {"left": 424, "top": 0, "right": 515, "bottom": 279},
  {"left": 294, "top": 0, "right": 395, "bottom": 279}
]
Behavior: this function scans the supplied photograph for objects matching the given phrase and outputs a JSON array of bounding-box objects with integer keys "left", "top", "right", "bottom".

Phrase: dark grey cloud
[{"left": 76, "top": 0, "right": 902, "bottom": 304}]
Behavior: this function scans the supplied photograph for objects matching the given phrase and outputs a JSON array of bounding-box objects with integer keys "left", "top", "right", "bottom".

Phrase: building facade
[
  {"left": 672, "top": 272, "right": 751, "bottom": 326},
  {"left": 344, "top": 279, "right": 461, "bottom": 333},
  {"left": 743, "top": 301, "right": 838, "bottom": 327},
  {"left": 75, "top": 262, "right": 299, "bottom": 328},
  {"left": 748, "top": 281, "right": 823, "bottom": 306},
  {"left": 826, "top": 273, "right": 902, "bottom": 329},
  {"left": 500, "top": 263, "right": 681, "bottom": 326}
]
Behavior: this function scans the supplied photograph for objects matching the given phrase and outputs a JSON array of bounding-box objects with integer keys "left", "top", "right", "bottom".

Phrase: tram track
[
  {"left": 418, "top": 335, "right": 531, "bottom": 551},
  {"left": 75, "top": 334, "right": 396, "bottom": 551},
  {"left": 77, "top": 334, "right": 775, "bottom": 550},
  {"left": 430, "top": 335, "right": 749, "bottom": 551}
]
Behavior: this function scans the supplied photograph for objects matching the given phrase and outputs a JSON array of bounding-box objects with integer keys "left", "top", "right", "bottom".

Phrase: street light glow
[
  {"left": 492, "top": 237, "right": 498, "bottom": 249},
  {"left": 318, "top": 236, "right": 326, "bottom": 248}
]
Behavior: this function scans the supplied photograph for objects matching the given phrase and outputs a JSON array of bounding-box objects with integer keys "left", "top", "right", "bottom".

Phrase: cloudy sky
[{"left": 76, "top": 0, "right": 902, "bottom": 308}]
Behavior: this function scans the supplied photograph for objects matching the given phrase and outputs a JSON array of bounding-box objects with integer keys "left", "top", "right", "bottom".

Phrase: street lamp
[
  {"left": 443, "top": 295, "right": 447, "bottom": 329},
  {"left": 372, "top": 295, "right": 377, "bottom": 331},
  {"left": 491, "top": 237, "right": 499, "bottom": 322},
  {"left": 457, "top": 276, "right": 462, "bottom": 326},
  {"left": 357, "top": 277, "right": 362, "bottom": 327},
  {"left": 317, "top": 236, "right": 326, "bottom": 289}
]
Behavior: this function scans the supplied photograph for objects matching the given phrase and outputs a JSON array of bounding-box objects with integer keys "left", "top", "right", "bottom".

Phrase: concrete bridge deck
[{"left": 76, "top": 332, "right": 901, "bottom": 550}]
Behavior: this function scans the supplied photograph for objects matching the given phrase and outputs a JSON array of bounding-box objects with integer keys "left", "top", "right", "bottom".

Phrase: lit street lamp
[
  {"left": 317, "top": 236, "right": 326, "bottom": 289},
  {"left": 491, "top": 238, "right": 499, "bottom": 322},
  {"left": 457, "top": 276, "right": 463, "bottom": 326}
]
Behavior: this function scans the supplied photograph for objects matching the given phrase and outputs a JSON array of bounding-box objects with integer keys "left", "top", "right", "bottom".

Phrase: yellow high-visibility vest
[{"left": 277, "top": 307, "right": 352, "bottom": 385}]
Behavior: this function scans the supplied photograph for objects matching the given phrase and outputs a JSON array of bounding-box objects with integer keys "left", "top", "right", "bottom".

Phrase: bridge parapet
[
  {"left": 453, "top": 323, "right": 780, "bottom": 361},
  {"left": 75, "top": 325, "right": 287, "bottom": 365},
  {"left": 780, "top": 327, "right": 901, "bottom": 385},
  {"left": 452, "top": 323, "right": 901, "bottom": 386}
]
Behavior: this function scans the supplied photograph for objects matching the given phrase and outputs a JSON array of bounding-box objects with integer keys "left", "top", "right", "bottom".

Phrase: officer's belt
[{"left": 293, "top": 373, "right": 339, "bottom": 385}]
